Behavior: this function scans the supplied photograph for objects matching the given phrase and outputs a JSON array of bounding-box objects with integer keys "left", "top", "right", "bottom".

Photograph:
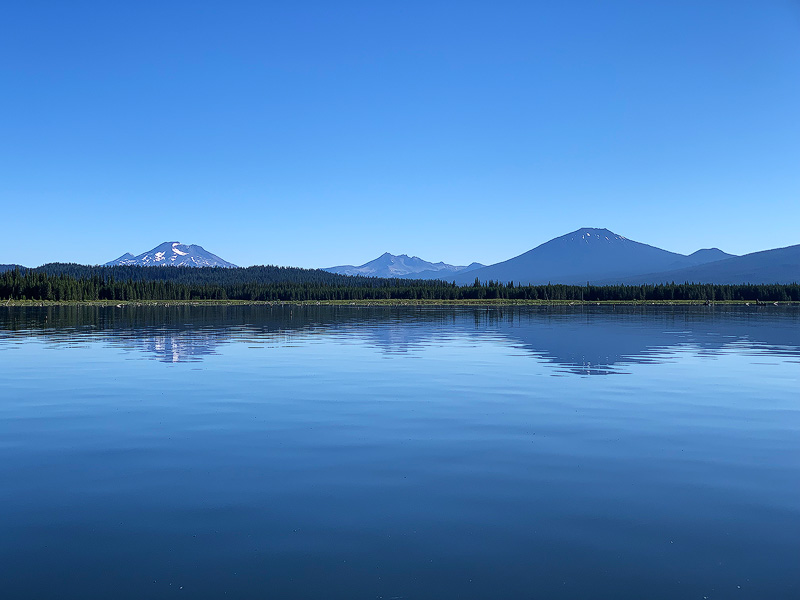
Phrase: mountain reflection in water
[
  {"left": 2, "top": 304, "right": 798, "bottom": 374},
  {"left": 2, "top": 303, "right": 799, "bottom": 600}
]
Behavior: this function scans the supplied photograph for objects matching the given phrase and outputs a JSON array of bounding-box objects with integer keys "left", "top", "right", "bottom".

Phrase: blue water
[{"left": 1, "top": 305, "right": 798, "bottom": 599}]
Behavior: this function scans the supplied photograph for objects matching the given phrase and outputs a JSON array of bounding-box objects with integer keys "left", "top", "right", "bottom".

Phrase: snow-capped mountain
[
  {"left": 324, "top": 252, "right": 483, "bottom": 279},
  {"left": 105, "top": 242, "right": 237, "bottom": 268}
]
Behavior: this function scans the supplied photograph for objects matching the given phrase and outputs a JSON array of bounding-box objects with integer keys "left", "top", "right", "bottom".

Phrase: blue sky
[{"left": 2, "top": 0, "right": 799, "bottom": 268}]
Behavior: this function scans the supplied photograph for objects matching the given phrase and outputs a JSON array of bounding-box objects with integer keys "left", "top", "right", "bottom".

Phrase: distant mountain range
[
  {"left": 451, "top": 228, "right": 738, "bottom": 285},
  {"left": 106, "top": 242, "right": 237, "bottom": 268},
  {"left": 602, "top": 243, "right": 800, "bottom": 285},
  {"left": 5, "top": 228, "right": 798, "bottom": 285},
  {"left": 324, "top": 253, "right": 484, "bottom": 279},
  {"left": 327, "top": 228, "right": 797, "bottom": 285}
]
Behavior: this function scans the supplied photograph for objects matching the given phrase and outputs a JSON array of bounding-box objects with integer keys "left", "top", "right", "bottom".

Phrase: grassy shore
[{"left": 2, "top": 298, "right": 797, "bottom": 308}]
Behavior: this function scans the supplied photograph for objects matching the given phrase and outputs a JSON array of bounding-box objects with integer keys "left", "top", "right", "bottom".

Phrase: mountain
[
  {"left": 110, "top": 253, "right": 136, "bottom": 264},
  {"left": 452, "top": 228, "right": 735, "bottom": 285},
  {"left": 324, "top": 253, "right": 483, "bottom": 279},
  {"left": 105, "top": 242, "right": 237, "bottom": 268},
  {"left": 685, "top": 248, "right": 735, "bottom": 265},
  {"left": 605, "top": 244, "right": 800, "bottom": 285},
  {"left": 413, "top": 262, "right": 486, "bottom": 280}
]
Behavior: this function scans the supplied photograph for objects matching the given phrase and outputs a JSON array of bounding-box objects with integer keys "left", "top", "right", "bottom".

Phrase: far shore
[{"left": 2, "top": 299, "right": 797, "bottom": 308}]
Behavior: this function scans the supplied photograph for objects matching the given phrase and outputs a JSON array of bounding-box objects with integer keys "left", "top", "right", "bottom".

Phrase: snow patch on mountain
[{"left": 105, "top": 242, "right": 237, "bottom": 268}]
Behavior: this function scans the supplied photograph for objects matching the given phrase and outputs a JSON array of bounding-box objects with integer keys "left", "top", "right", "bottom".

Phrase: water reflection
[
  {"left": 1, "top": 304, "right": 799, "bottom": 371},
  {"left": 2, "top": 304, "right": 799, "bottom": 600}
]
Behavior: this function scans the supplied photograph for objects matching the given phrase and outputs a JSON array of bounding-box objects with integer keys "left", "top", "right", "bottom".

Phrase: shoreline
[{"left": 2, "top": 299, "right": 797, "bottom": 308}]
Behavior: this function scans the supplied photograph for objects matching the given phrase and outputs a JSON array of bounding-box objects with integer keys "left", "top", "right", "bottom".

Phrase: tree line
[
  {"left": 30, "top": 263, "right": 357, "bottom": 285},
  {"left": 2, "top": 268, "right": 799, "bottom": 302}
]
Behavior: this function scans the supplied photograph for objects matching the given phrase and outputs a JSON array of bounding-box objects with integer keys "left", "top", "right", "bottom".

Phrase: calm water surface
[{"left": 1, "top": 305, "right": 798, "bottom": 599}]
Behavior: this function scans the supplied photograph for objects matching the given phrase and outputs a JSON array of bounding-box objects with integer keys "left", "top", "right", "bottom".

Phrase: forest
[{"left": 1, "top": 266, "right": 799, "bottom": 302}]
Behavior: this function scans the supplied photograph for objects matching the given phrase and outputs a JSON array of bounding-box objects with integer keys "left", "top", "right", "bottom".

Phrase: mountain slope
[
  {"left": 605, "top": 244, "right": 800, "bottom": 285},
  {"left": 413, "top": 262, "right": 485, "bottom": 280},
  {"left": 453, "top": 228, "right": 729, "bottom": 285},
  {"left": 105, "top": 242, "right": 237, "bottom": 268},
  {"left": 685, "top": 248, "right": 735, "bottom": 265},
  {"left": 324, "top": 253, "right": 482, "bottom": 279}
]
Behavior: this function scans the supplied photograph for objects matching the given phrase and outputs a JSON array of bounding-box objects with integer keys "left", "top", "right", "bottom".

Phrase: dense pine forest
[
  {"left": 31, "top": 263, "right": 355, "bottom": 285},
  {"left": 1, "top": 266, "right": 799, "bottom": 302}
]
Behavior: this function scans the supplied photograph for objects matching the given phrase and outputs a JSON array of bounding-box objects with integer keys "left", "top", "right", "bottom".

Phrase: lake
[{"left": 1, "top": 305, "right": 798, "bottom": 599}]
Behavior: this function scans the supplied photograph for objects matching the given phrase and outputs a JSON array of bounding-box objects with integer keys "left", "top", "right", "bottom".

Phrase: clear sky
[{"left": 2, "top": 0, "right": 799, "bottom": 268}]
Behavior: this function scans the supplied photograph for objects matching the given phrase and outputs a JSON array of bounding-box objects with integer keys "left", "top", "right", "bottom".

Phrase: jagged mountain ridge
[
  {"left": 324, "top": 252, "right": 484, "bottom": 279},
  {"left": 105, "top": 242, "right": 237, "bottom": 268}
]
